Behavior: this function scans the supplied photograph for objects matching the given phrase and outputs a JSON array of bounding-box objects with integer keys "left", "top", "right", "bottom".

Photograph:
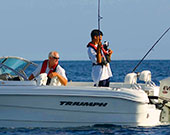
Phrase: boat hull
[{"left": 0, "top": 86, "right": 161, "bottom": 127}]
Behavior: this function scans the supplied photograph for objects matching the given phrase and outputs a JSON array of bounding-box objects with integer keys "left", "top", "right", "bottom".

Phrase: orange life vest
[
  {"left": 87, "top": 42, "right": 108, "bottom": 56},
  {"left": 40, "top": 60, "right": 58, "bottom": 76}
]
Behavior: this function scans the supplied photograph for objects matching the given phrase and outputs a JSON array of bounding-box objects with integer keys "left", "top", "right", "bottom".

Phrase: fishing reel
[
  {"left": 103, "top": 41, "right": 111, "bottom": 63},
  {"left": 103, "top": 41, "right": 109, "bottom": 51}
]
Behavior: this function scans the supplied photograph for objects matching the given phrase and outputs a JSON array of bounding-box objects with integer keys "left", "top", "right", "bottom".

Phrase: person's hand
[
  {"left": 49, "top": 72, "right": 58, "bottom": 78},
  {"left": 108, "top": 49, "right": 113, "bottom": 55},
  {"left": 108, "top": 49, "right": 113, "bottom": 58},
  {"left": 98, "top": 41, "right": 102, "bottom": 48}
]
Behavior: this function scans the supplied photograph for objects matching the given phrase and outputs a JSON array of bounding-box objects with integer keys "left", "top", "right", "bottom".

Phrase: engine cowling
[{"left": 159, "top": 77, "right": 170, "bottom": 107}]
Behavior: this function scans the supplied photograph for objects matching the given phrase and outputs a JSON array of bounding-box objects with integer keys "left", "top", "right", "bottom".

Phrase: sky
[{"left": 0, "top": 0, "right": 170, "bottom": 61}]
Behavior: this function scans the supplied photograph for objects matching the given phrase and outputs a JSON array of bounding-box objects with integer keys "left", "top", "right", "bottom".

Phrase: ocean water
[
  {"left": 1, "top": 60, "right": 170, "bottom": 135},
  {"left": 60, "top": 60, "right": 170, "bottom": 86}
]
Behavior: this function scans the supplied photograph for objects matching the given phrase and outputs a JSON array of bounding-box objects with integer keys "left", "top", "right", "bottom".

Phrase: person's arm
[
  {"left": 49, "top": 72, "right": 67, "bottom": 86},
  {"left": 28, "top": 63, "right": 42, "bottom": 80},
  {"left": 28, "top": 74, "right": 35, "bottom": 80},
  {"left": 97, "top": 42, "right": 102, "bottom": 63}
]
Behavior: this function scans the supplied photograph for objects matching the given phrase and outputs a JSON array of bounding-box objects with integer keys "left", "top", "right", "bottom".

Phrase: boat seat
[
  {"left": 139, "top": 70, "right": 151, "bottom": 82},
  {"left": 124, "top": 73, "right": 137, "bottom": 84}
]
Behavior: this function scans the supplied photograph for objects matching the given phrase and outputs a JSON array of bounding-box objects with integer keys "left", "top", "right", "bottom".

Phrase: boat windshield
[
  {"left": 0, "top": 58, "right": 5, "bottom": 63},
  {"left": 1, "top": 58, "right": 28, "bottom": 73},
  {"left": 0, "top": 57, "right": 37, "bottom": 81}
]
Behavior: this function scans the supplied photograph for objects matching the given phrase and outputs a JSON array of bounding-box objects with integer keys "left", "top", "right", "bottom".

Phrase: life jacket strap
[
  {"left": 40, "top": 60, "right": 58, "bottom": 85},
  {"left": 40, "top": 60, "right": 48, "bottom": 74}
]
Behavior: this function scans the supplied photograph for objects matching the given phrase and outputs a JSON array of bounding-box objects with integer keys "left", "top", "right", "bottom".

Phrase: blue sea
[{"left": 1, "top": 60, "right": 170, "bottom": 135}]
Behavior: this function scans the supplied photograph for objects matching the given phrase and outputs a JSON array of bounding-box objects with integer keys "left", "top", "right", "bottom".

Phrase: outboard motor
[
  {"left": 159, "top": 77, "right": 170, "bottom": 122},
  {"left": 159, "top": 77, "right": 170, "bottom": 101}
]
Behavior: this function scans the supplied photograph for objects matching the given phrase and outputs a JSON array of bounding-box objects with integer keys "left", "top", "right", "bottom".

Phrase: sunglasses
[{"left": 52, "top": 56, "right": 60, "bottom": 60}]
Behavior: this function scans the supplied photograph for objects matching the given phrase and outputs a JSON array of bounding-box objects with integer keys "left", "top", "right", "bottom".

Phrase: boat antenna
[
  {"left": 132, "top": 27, "right": 170, "bottom": 72},
  {"left": 98, "top": 0, "right": 103, "bottom": 32}
]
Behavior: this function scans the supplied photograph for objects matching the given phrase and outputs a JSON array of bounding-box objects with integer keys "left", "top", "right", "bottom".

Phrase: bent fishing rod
[{"left": 132, "top": 27, "right": 170, "bottom": 72}]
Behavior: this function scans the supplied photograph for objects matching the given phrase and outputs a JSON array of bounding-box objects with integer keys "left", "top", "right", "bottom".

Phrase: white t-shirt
[
  {"left": 33, "top": 62, "right": 67, "bottom": 81},
  {"left": 87, "top": 45, "right": 112, "bottom": 83}
]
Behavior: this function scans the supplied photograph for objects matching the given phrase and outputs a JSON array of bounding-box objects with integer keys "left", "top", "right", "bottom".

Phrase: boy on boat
[{"left": 87, "top": 29, "right": 113, "bottom": 87}]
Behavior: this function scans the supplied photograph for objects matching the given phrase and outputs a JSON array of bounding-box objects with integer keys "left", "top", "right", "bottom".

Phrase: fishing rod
[
  {"left": 98, "top": 0, "right": 103, "bottom": 31},
  {"left": 132, "top": 27, "right": 170, "bottom": 72}
]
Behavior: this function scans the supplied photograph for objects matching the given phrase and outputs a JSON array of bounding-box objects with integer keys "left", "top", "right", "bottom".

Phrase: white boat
[{"left": 0, "top": 56, "right": 169, "bottom": 128}]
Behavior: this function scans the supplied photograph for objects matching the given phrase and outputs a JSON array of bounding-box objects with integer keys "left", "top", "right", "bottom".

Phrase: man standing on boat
[
  {"left": 29, "top": 51, "right": 67, "bottom": 86},
  {"left": 87, "top": 29, "right": 113, "bottom": 87}
]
